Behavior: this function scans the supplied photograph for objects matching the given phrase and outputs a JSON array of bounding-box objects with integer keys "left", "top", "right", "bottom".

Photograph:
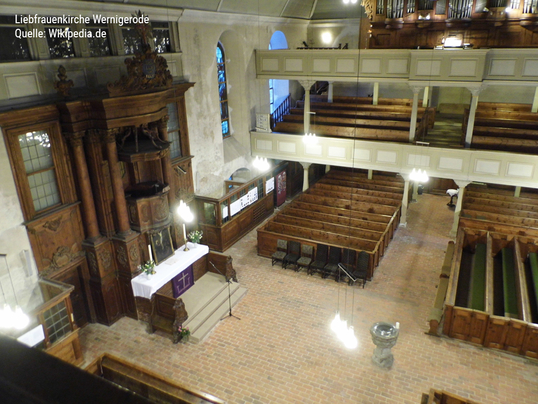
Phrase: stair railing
[{"left": 270, "top": 94, "right": 291, "bottom": 130}]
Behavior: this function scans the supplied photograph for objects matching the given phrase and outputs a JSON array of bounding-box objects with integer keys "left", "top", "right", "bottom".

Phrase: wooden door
[{"left": 53, "top": 264, "right": 90, "bottom": 327}]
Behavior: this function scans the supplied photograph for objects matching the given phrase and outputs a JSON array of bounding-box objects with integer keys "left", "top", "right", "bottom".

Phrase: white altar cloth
[{"left": 131, "top": 243, "right": 209, "bottom": 299}]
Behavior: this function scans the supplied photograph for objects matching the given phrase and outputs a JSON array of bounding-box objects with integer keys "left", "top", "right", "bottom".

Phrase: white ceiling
[{"left": 108, "top": 0, "right": 364, "bottom": 20}]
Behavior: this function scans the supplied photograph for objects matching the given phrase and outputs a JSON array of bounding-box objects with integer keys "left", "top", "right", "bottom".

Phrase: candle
[{"left": 148, "top": 245, "right": 153, "bottom": 262}]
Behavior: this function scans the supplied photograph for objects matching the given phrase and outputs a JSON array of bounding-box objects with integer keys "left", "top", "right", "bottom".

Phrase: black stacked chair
[
  {"left": 322, "top": 246, "right": 341, "bottom": 280},
  {"left": 350, "top": 251, "right": 369, "bottom": 288},
  {"left": 339, "top": 248, "right": 357, "bottom": 283},
  {"left": 297, "top": 244, "right": 314, "bottom": 273},
  {"left": 272, "top": 239, "right": 288, "bottom": 267},
  {"left": 309, "top": 244, "right": 329, "bottom": 276},
  {"left": 283, "top": 241, "right": 301, "bottom": 270}
]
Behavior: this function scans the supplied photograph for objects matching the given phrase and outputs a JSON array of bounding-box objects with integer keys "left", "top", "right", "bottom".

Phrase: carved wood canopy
[
  {"left": 107, "top": 48, "right": 173, "bottom": 97},
  {"left": 108, "top": 11, "right": 173, "bottom": 97}
]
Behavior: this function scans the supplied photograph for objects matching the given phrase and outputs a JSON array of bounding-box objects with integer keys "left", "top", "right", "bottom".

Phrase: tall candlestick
[{"left": 148, "top": 244, "right": 153, "bottom": 262}]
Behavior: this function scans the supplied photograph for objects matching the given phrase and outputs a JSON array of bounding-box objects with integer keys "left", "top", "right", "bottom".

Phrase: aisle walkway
[{"left": 79, "top": 194, "right": 538, "bottom": 404}]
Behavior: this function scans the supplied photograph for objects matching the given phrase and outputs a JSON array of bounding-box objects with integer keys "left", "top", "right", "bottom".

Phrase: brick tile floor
[{"left": 79, "top": 194, "right": 538, "bottom": 404}]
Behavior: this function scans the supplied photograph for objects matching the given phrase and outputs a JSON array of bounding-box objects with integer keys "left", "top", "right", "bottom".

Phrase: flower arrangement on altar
[
  {"left": 178, "top": 325, "right": 190, "bottom": 341},
  {"left": 138, "top": 260, "right": 156, "bottom": 276},
  {"left": 187, "top": 230, "right": 203, "bottom": 244}
]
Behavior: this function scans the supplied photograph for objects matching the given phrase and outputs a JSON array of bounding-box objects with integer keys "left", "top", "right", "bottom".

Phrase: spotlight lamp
[{"left": 177, "top": 200, "right": 194, "bottom": 251}]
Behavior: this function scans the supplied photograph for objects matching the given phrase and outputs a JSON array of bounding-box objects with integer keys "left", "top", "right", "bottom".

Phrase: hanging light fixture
[
  {"left": 253, "top": 155, "right": 270, "bottom": 171},
  {"left": 303, "top": 111, "right": 317, "bottom": 145},
  {"left": 0, "top": 254, "right": 30, "bottom": 330},
  {"left": 302, "top": 133, "right": 317, "bottom": 145},
  {"left": 330, "top": 264, "right": 359, "bottom": 349},
  {"left": 409, "top": 141, "right": 429, "bottom": 183}
]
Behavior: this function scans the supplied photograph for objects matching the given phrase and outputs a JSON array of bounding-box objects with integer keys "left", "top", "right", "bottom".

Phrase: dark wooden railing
[{"left": 270, "top": 94, "right": 291, "bottom": 130}]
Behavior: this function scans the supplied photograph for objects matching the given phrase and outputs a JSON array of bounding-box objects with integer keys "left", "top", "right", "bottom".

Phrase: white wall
[
  {"left": 179, "top": 11, "right": 307, "bottom": 195},
  {"left": 0, "top": 129, "right": 39, "bottom": 312}
]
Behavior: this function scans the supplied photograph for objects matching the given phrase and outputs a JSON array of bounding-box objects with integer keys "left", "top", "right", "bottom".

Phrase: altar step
[{"left": 181, "top": 272, "right": 247, "bottom": 343}]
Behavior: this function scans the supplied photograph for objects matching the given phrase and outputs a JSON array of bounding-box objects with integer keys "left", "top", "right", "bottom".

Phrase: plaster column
[
  {"left": 409, "top": 86, "right": 421, "bottom": 142},
  {"left": 299, "top": 80, "right": 316, "bottom": 135},
  {"left": 328, "top": 81, "right": 334, "bottom": 103},
  {"left": 66, "top": 132, "right": 102, "bottom": 241},
  {"left": 301, "top": 162, "right": 312, "bottom": 192},
  {"left": 515, "top": 186, "right": 521, "bottom": 198},
  {"left": 373, "top": 82, "right": 379, "bottom": 105},
  {"left": 102, "top": 128, "right": 132, "bottom": 235},
  {"left": 449, "top": 180, "right": 471, "bottom": 238},
  {"left": 157, "top": 116, "right": 175, "bottom": 207},
  {"left": 532, "top": 86, "right": 538, "bottom": 113},
  {"left": 399, "top": 177, "right": 410, "bottom": 227},
  {"left": 422, "top": 86, "right": 430, "bottom": 107},
  {"left": 464, "top": 87, "right": 482, "bottom": 148}
]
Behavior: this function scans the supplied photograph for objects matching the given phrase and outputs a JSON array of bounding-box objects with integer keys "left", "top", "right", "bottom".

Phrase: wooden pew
[
  {"left": 528, "top": 252, "right": 538, "bottom": 317},
  {"left": 427, "top": 241, "right": 455, "bottom": 335},
  {"left": 273, "top": 121, "right": 410, "bottom": 142},
  {"left": 307, "top": 187, "right": 401, "bottom": 207},
  {"left": 257, "top": 170, "right": 401, "bottom": 280},
  {"left": 476, "top": 101, "right": 532, "bottom": 113},
  {"left": 299, "top": 193, "right": 397, "bottom": 216},
  {"left": 274, "top": 213, "right": 383, "bottom": 241},
  {"left": 314, "top": 182, "right": 403, "bottom": 202},
  {"left": 501, "top": 247, "right": 519, "bottom": 318},
  {"left": 290, "top": 200, "right": 392, "bottom": 223},
  {"left": 320, "top": 177, "right": 404, "bottom": 194},
  {"left": 464, "top": 195, "right": 538, "bottom": 214},
  {"left": 282, "top": 113, "right": 411, "bottom": 130},
  {"left": 463, "top": 104, "right": 538, "bottom": 153},
  {"left": 290, "top": 107, "right": 415, "bottom": 122},
  {"left": 283, "top": 206, "right": 388, "bottom": 232},
  {"left": 461, "top": 209, "right": 538, "bottom": 229},
  {"left": 264, "top": 221, "right": 378, "bottom": 251},
  {"left": 470, "top": 243, "right": 487, "bottom": 311},
  {"left": 310, "top": 94, "right": 415, "bottom": 106},
  {"left": 93, "top": 353, "right": 226, "bottom": 404},
  {"left": 471, "top": 135, "right": 538, "bottom": 154}
]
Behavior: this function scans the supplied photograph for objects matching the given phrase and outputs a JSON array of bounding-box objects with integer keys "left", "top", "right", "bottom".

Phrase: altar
[{"left": 131, "top": 243, "right": 209, "bottom": 299}]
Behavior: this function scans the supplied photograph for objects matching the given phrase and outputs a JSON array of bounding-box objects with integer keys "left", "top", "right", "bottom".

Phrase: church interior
[{"left": 0, "top": 0, "right": 538, "bottom": 403}]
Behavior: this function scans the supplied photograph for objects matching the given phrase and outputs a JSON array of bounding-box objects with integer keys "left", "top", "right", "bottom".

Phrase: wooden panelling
[
  {"left": 51, "top": 259, "right": 92, "bottom": 327},
  {"left": 193, "top": 254, "right": 208, "bottom": 281},
  {"left": 201, "top": 193, "right": 274, "bottom": 253},
  {"left": 90, "top": 274, "right": 123, "bottom": 326},
  {"left": 45, "top": 328, "right": 83, "bottom": 367},
  {"left": 26, "top": 203, "right": 85, "bottom": 276},
  {"left": 126, "top": 192, "right": 171, "bottom": 232},
  {"left": 99, "top": 354, "right": 225, "bottom": 404},
  {"left": 521, "top": 324, "right": 538, "bottom": 358}
]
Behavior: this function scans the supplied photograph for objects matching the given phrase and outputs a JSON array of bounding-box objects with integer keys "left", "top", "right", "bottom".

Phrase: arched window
[
  {"left": 216, "top": 43, "right": 230, "bottom": 138},
  {"left": 269, "top": 32, "right": 289, "bottom": 114}
]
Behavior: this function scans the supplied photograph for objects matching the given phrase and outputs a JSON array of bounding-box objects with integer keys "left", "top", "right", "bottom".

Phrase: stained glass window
[{"left": 216, "top": 43, "right": 230, "bottom": 138}]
